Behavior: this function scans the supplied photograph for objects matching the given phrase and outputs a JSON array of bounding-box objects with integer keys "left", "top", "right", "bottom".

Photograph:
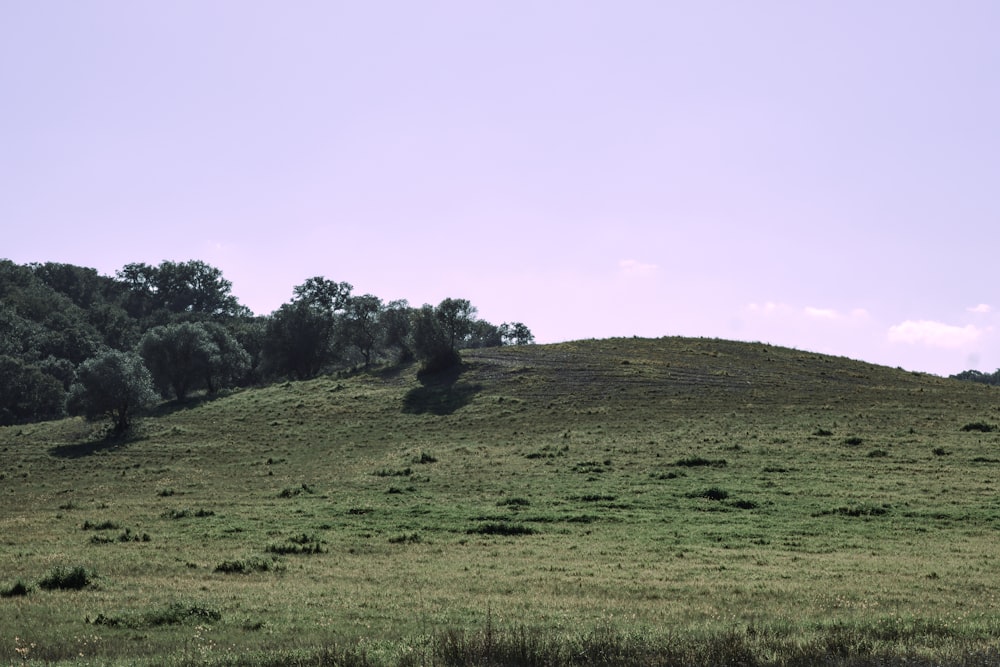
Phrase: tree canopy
[{"left": 0, "top": 258, "right": 533, "bottom": 425}]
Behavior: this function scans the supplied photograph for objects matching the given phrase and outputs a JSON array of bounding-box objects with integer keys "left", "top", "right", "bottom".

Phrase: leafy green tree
[
  {"left": 435, "top": 298, "right": 477, "bottom": 353},
  {"left": 30, "top": 262, "right": 121, "bottom": 310},
  {"left": 342, "top": 294, "right": 383, "bottom": 367},
  {"left": 381, "top": 299, "right": 413, "bottom": 362},
  {"left": 199, "top": 321, "right": 251, "bottom": 392},
  {"left": 411, "top": 304, "right": 457, "bottom": 372},
  {"left": 227, "top": 316, "right": 268, "bottom": 384},
  {"left": 139, "top": 323, "right": 216, "bottom": 400},
  {"left": 0, "top": 356, "right": 66, "bottom": 425},
  {"left": 292, "top": 277, "right": 352, "bottom": 313},
  {"left": 467, "top": 320, "right": 502, "bottom": 348},
  {"left": 67, "top": 350, "right": 158, "bottom": 434},
  {"left": 116, "top": 260, "right": 248, "bottom": 322},
  {"left": 261, "top": 278, "right": 353, "bottom": 380},
  {"left": 500, "top": 322, "right": 535, "bottom": 346}
]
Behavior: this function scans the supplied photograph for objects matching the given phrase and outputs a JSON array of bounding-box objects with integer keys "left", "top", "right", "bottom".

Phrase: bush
[
  {"left": 961, "top": 421, "right": 997, "bottom": 432},
  {"left": 214, "top": 557, "right": 277, "bottom": 574},
  {"left": 1, "top": 580, "right": 30, "bottom": 597},
  {"left": 674, "top": 456, "right": 727, "bottom": 468},
  {"left": 688, "top": 488, "right": 729, "bottom": 501},
  {"left": 468, "top": 523, "right": 536, "bottom": 536},
  {"left": 38, "top": 565, "right": 91, "bottom": 591},
  {"left": 66, "top": 350, "right": 158, "bottom": 435}
]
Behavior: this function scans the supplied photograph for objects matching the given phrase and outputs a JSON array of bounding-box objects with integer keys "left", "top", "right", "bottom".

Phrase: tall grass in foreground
[{"left": 22, "top": 621, "right": 1000, "bottom": 666}]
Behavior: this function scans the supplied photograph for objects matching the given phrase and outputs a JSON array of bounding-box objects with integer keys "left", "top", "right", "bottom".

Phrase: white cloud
[
  {"left": 804, "top": 307, "right": 839, "bottom": 320},
  {"left": 967, "top": 303, "right": 992, "bottom": 314},
  {"left": 887, "top": 320, "right": 985, "bottom": 348},
  {"left": 618, "top": 259, "right": 658, "bottom": 277},
  {"left": 746, "top": 301, "right": 789, "bottom": 315}
]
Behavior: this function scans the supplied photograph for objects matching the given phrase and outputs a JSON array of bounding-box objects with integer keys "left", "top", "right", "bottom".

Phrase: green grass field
[{"left": 3, "top": 337, "right": 1000, "bottom": 665}]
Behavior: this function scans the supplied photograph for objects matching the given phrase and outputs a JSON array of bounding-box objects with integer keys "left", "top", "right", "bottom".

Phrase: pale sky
[{"left": 3, "top": 2, "right": 999, "bottom": 376}]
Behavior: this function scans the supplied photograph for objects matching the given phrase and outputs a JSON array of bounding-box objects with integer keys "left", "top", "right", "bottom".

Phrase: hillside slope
[{"left": 2, "top": 337, "right": 999, "bottom": 665}]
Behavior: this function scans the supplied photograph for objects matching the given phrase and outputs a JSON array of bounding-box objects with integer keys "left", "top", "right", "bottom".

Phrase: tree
[
  {"left": 139, "top": 321, "right": 249, "bottom": 399},
  {"left": 116, "top": 260, "right": 249, "bottom": 322},
  {"left": 467, "top": 320, "right": 502, "bottom": 348},
  {"left": 67, "top": 350, "right": 158, "bottom": 434},
  {"left": 500, "top": 322, "right": 535, "bottom": 346},
  {"left": 342, "top": 294, "right": 383, "bottom": 367},
  {"left": 199, "top": 321, "right": 251, "bottom": 392},
  {"left": 261, "top": 278, "right": 353, "bottom": 380},
  {"left": 435, "top": 298, "right": 477, "bottom": 353},
  {"left": 292, "top": 277, "right": 352, "bottom": 313},
  {"left": 381, "top": 299, "right": 413, "bottom": 362},
  {"left": 0, "top": 356, "right": 66, "bottom": 425},
  {"left": 139, "top": 323, "right": 216, "bottom": 400},
  {"left": 411, "top": 304, "right": 457, "bottom": 373}
]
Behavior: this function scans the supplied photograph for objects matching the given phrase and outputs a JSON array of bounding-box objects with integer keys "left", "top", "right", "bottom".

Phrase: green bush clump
[
  {"left": 674, "top": 456, "right": 727, "bottom": 468},
  {"left": 816, "top": 504, "right": 891, "bottom": 518},
  {"left": 469, "top": 522, "right": 536, "bottom": 536},
  {"left": 214, "top": 557, "right": 277, "bottom": 574},
  {"left": 497, "top": 497, "right": 531, "bottom": 507},
  {"left": 961, "top": 421, "right": 997, "bottom": 432},
  {"left": 81, "top": 520, "right": 119, "bottom": 531},
  {"left": 38, "top": 565, "right": 91, "bottom": 591},
  {"left": 1, "top": 580, "right": 30, "bottom": 597},
  {"left": 267, "top": 533, "right": 325, "bottom": 554},
  {"left": 92, "top": 602, "right": 221, "bottom": 628},
  {"left": 688, "top": 488, "right": 729, "bottom": 501}
]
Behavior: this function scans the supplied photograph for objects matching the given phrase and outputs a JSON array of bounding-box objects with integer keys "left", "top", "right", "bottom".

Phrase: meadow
[{"left": 2, "top": 337, "right": 1000, "bottom": 665}]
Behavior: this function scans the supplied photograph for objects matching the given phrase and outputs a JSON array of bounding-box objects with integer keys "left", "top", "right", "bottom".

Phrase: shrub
[
  {"left": 844, "top": 436, "right": 864, "bottom": 446},
  {"left": 415, "top": 451, "right": 438, "bottom": 464},
  {"left": 932, "top": 447, "right": 949, "bottom": 456},
  {"left": 674, "top": 456, "right": 727, "bottom": 468},
  {"left": 813, "top": 428, "right": 834, "bottom": 436},
  {"left": 469, "top": 523, "right": 536, "bottom": 536},
  {"left": 816, "top": 504, "right": 890, "bottom": 518},
  {"left": 214, "top": 558, "right": 276, "bottom": 574},
  {"left": 688, "top": 488, "right": 729, "bottom": 501},
  {"left": 1, "top": 580, "right": 30, "bottom": 597},
  {"left": 267, "top": 533, "right": 324, "bottom": 554},
  {"left": 497, "top": 497, "right": 531, "bottom": 507},
  {"left": 38, "top": 565, "right": 91, "bottom": 590},
  {"left": 93, "top": 602, "right": 221, "bottom": 628},
  {"left": 961, "top": 421, "right": 997, "bottom": 432},
  {"left": 730, "top": 499, "right": 758, "bottom": 510}
]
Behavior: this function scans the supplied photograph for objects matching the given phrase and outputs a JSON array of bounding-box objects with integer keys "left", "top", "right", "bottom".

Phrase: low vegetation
[{"left": 3, "top": 336, "right": 1000, "bottom": 665}]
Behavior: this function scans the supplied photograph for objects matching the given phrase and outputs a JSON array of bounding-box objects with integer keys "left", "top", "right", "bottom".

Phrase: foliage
[
  {"left": 116, "top": 259, "right": 248, "bottom": 321},
  {"left": 341, "top": 294, "right": 383, "bottom": 367},
  {"left": 499, "top": 321, "right": 535, "bottom": 346},
  {"left": 949, "top": 368, "right": 1000, "bottom": 385},
  {"left": 66, "top": 349, "right": 158, "bottom": 433},
  {"left": 1, "top": 259, "right": 534, "bottom": 422},
  {"left": 0, "top": 355, "right": 66, "bottom": 425},
  {"left": 37, "top": 565, "right": 91, "bottom": 591},
  {"left": 140, "top": 321, "right": 250, "bottom": 399}
]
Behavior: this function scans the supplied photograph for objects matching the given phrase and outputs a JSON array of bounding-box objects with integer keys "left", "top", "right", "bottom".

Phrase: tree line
[{"left": 0, "top": 259, "right": 533, "bottom": 431}]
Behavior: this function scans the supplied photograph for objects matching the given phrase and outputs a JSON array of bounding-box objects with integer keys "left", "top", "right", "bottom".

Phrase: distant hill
[{"left": 3, "top": 336, "right": 1000, "bottom": 665}]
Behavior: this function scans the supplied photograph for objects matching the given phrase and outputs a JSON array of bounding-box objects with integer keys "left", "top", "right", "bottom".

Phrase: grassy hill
[{"left": 3, "top": 337, "right": 1000, "bottom": 665}]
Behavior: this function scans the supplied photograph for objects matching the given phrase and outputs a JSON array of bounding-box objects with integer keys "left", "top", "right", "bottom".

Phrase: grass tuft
[{"left": 37, "top": 565, "right": 91, "bottom": 591}]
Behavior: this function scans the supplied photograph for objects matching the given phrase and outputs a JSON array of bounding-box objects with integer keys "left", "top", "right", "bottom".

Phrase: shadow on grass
[
  {"left": 403, "top": 363, "right": 482, "bottom": 416},
  {"left": 49, "top": 428, "right": 144, "bottom": 459}
]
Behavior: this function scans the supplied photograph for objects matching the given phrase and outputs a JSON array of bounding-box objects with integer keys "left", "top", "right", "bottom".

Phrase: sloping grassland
[{"left": 2, "top": 337, "right": 1000, "bottom": 665}]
